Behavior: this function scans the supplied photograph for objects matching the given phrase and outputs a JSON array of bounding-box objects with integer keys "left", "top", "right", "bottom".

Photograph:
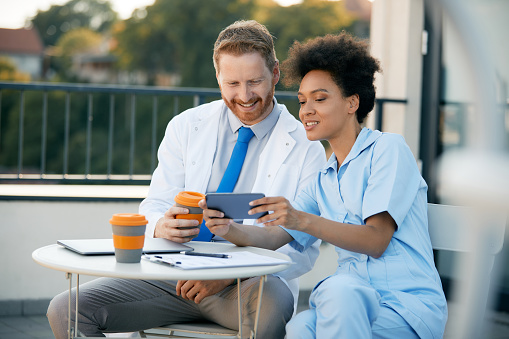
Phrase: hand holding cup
[{"left": 154, "top": 191, "right": 206, "bottom": 242}]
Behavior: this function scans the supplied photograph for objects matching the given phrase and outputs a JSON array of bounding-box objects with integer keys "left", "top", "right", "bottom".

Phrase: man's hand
[
  {"left": 154, "top": 206, "right": 201, "bottom": 243},
  {"left": 199, "top": 199, "right": 233, "bottom": 237},
  {"left": 176, "top": 279, "right": 235, "bottom": 304}
]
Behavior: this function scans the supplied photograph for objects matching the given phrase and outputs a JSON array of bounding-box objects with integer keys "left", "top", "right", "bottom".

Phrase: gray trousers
[{"left": 47, "top": 275, "right": 293, "bottom": 339}]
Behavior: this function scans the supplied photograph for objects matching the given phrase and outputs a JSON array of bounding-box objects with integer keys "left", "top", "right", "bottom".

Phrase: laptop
[{"left": 57, "top": 238, "right": 193, "bottom": 255}]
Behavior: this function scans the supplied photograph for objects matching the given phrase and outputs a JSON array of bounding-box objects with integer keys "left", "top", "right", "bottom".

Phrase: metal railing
[{"left": 0, "top": 81, "right": 407, "bottom": 184}]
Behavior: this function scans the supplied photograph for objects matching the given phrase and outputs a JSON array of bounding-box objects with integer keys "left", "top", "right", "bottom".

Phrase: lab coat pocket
[{"left": 269, "top": 164, "right": 299, "bottom": 198}]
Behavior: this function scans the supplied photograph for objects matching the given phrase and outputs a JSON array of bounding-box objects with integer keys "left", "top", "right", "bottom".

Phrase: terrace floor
[{"left": 1, "top": 302, "right": 509, "bottom": 338}]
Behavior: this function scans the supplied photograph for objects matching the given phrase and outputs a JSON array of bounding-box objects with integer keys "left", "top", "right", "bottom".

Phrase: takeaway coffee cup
[
  {"left": 109, "top": 213, "right": 148, "bottom": 263},
  {"left": 174, "top": 191, "right": 206, "bottom": 236}
]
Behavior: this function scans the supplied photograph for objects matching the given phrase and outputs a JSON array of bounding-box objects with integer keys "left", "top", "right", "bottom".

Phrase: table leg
[
  {"left": 65, "top": 272, "right": 81, "bottom": 339},
  {"left": 75, "top": 274, "right": 80, "bottom": 337},
  {"left": 66, "top": 273, "right": 73, "bottom": 339},
  {"left": 252, "top": 275, "right": 266, "bottom": 339},
  {"left": 236, "top": 275, "right": 267, "bottom": 339},
  {"left": 237, "top": 278, "right": 242, "bottom": 339}
]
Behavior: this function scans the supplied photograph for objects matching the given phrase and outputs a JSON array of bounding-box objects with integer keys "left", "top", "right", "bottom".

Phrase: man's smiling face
[{"left": 217, "top": 52, "right": 279, "bottom": 125}]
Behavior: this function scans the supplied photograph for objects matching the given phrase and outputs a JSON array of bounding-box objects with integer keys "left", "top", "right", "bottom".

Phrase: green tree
[
  {"left": 263, "top": 0, "right": 355, "bottom": 80},
  {"left": 57, "top": 27, "right": 103, "bottom": 56},
  {"left": 53, "top": 27, "right": 103, "bottom": 78},
  {"left": 30, "top": 0, "right": 117, "bottom": 47},
  {"left": 112, "top": 10, "right": 179, "bottom": 85},
  {"left": 114, "top": 0, "right": 255, "bottom": 87}
]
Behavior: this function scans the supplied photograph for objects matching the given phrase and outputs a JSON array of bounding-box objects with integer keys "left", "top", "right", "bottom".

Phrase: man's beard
[{"left": 223, "top": 87, "right": 275, "bottom": 125}]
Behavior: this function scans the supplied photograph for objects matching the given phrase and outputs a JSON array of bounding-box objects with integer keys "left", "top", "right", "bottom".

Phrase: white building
[{"left": 0, "top": 28, "right": 44, "bottom": 80}]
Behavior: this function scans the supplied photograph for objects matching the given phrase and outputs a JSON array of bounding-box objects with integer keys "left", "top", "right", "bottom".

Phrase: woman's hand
[{"left": 248, "top": 196, "right": 304, "bottom": 231}]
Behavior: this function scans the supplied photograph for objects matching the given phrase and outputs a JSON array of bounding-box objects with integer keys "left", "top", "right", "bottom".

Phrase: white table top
[{"left": 32, "top": 242, "right": 292, "bottom": 280}]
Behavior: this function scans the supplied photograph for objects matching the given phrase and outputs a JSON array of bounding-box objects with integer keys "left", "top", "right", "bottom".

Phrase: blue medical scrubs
[{"left": 285, "top": 128, "right": 447, "bottom": 339}]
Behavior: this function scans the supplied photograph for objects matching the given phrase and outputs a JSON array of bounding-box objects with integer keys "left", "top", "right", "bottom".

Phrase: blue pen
[
  {"left": 181, "top": 251, "right": 231, "bottom": 258},
  {"left": 153, "top": 255, "right": 181, "bottom": 265}
]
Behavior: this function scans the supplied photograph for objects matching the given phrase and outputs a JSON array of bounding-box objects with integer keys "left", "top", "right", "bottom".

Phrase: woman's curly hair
[{"left": 281, "top": 32, "right": 381, "bottom": 123}]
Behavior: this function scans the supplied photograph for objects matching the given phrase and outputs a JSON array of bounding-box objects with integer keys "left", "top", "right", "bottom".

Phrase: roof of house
[{"left": 0, "top": 28, "right": 44, "bottom": 54}]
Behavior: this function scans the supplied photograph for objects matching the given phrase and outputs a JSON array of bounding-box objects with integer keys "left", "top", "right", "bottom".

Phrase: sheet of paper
[{"left": 143, "top": 251, "right": 292, "bottom": 270}]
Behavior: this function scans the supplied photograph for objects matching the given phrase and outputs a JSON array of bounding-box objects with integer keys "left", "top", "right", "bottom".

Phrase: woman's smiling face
[{"left": 298, "top": 70, "right": 355, "bottom": 143}]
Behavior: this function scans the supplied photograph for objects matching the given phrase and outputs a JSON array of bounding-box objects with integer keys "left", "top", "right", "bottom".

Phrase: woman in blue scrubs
[{"left": 201, "top": 32, "right": 447, "bottom": 339}]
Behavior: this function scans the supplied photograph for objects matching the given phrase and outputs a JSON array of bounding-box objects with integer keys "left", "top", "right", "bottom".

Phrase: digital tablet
[{"left": 205, "top": 193, "right": 268, "bottom": 221}]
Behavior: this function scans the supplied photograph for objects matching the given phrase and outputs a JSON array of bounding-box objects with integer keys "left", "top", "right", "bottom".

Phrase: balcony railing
[{"left": 0, "top": 81, "right": 406, "bottom": 184}]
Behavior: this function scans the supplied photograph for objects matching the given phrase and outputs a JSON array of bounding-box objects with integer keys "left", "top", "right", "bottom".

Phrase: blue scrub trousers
[{"left": 286, "top": 274, "right": 420, "bottom": 339}]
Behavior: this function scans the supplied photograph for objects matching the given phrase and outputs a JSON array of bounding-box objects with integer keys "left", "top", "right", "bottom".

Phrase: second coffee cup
[
  {"left": 174, "top": 191, "right": 206, "bottom": 236},
  {"left": 109, "top": 213, "right": 148, "bottom": 263}
]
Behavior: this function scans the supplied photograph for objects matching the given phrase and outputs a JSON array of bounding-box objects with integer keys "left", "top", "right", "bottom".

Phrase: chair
[
  {"left": 427, "top": 203, "right": 507, "bottom": 338},
  {"left": 427, "top": 203, "right": 506, "bottom": 253},
  {"left": 138, "top": 321, "right": 238, "bottom": 338}
]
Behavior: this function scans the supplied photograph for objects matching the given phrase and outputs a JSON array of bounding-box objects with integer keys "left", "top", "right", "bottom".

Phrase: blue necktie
[{"left": 194, "top": 127, "right": 255, "bottom": 241}]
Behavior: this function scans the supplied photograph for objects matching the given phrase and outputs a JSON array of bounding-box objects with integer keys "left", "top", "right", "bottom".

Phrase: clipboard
[{"left": 143, "top": 251, "right": 292, "bottom": 270}]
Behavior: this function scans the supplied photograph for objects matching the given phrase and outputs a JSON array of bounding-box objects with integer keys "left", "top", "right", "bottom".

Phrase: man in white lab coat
[{"left": 47, "top": 20, "right": 325, "bottom": 338}]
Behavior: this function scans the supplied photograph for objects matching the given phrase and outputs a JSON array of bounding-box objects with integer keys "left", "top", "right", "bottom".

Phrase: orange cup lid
[
  {"left": 174, "top": 191, "right": 205, "bottom": 207},
  {"left": 109, "top": 213, "right": 148, "bottom": 226}
]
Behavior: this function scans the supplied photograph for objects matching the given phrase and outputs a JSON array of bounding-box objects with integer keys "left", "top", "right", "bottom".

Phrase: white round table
[{"left": 33, "top": 241, "right": 292, "bottom": 339}]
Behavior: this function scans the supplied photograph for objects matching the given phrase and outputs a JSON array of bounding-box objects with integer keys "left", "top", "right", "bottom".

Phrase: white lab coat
[{"left": 139, "top": 99, "right": 326, "bottom": 309}]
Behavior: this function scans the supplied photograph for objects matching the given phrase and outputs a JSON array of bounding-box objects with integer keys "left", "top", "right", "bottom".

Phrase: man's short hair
[{"left": 213, "top": 20, "right": 277, "bottom": 73}]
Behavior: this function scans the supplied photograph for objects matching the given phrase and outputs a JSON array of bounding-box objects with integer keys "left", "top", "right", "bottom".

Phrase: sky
[{"left": 0, "top": 0, "right": 302, "bottom": 29}]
